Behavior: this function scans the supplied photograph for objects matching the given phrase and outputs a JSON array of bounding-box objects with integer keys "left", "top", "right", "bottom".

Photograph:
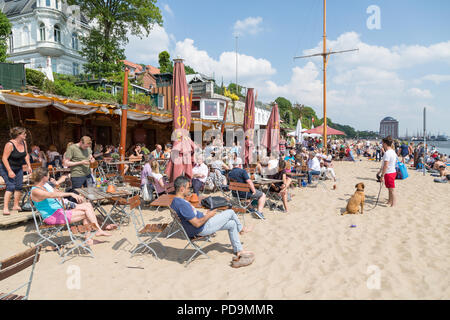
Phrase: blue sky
[{"left": 125, "top": 0, "right": 450, "bottom": 135}]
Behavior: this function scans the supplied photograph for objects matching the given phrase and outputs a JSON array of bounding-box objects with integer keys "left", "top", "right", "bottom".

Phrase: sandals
[{"left": 231, "top": 255, "right": 255, "bottom": 268}]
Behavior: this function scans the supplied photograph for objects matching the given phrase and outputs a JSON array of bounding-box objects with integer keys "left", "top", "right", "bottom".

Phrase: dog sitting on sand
[{"left": 342, "top": 182, "right": 365, "bottom": 215}]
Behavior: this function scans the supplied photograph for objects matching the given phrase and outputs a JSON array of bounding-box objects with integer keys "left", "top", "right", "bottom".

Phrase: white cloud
[
  {"left": 408, "top": 88, "right": 433, "bottom": 99},
  {"left": 163, "top": 4, "right": 174, "bottom": 17},
  {"left": 174, "top": 38, "right": 276, "bottom": 81},
  {"left": 420, "top": 74, "right": 450, "bottom": 84},
  {"left": 233, "top": 17, "right": 263, "bottom": 36},
  {"left": 125, "top": 24, "right": 170, "bottom": 65}
]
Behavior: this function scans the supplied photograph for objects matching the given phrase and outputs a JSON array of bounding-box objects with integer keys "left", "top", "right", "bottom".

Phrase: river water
[{"left": 407, "top": 140, "right": 450, "bottom": 155}]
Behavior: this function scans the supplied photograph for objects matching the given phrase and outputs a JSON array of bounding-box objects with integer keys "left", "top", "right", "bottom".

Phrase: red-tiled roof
[
  {"left": 146, "top": 65, "right": 160, "bottom": 74},
  {"left": 122, "top": 60, "right": 143, "bottom": 72}
]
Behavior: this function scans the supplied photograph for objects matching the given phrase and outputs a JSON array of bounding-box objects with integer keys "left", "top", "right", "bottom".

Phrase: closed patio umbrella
[
  {"left": 165, "top": 58, "right": 195, "bottom": 182},
  {"left": 261, "top": 103, "right": 280, "bottom": 157},
  {"left": 243, "top": 88, "right": 255, "bottom": 166}
]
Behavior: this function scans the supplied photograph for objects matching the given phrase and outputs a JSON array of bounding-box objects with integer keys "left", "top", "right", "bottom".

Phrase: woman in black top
[
  {"left": 269, "top": 160, "right": 291, "bottom": 212},
  {"left": 0, "top": 127, "right": 32, "bottom": 215}
]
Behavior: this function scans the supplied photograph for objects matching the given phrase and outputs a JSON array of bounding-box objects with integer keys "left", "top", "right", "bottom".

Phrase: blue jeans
[
  {"left": 0, "top": 164, "right": 23, "bottom": 192},
  {"left": 308, "top": 170, "right": 321, "bottom": 184},
  {"left": 198, "top": 209, "right": 243, "bottom": 253},
  {"left": 70, "top": 174, "right": 93, "bottom": 192}
]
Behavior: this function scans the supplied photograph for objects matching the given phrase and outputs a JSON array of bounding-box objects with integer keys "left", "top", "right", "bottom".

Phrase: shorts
[
  {"left": 43, "top": 208, "right": 72, "bottom": 225},
  {"left": 384, "top": 172, "right": 396, "bottom": 189}
]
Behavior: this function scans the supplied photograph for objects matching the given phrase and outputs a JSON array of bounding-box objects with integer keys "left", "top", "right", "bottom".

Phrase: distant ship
[{"left": 435, "top": 135, "right": 448, "bottom": 141}]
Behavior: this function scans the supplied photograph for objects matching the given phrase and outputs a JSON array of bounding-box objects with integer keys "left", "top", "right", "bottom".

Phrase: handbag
[
  {"left": 20, "top": 191, "right": 33, "bottom": 212},
  {"left": 201, "top": 196, "right": 231, "bottom": 210},
  {"left": 142, "top": 183, "right": 152, "bottom": 202}
]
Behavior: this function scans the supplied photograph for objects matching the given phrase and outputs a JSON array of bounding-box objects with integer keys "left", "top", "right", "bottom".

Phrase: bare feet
[
  {"left": 11, "top": 206, "right": 21, "bottom": 211},
  {"left": 104, "top": 224, "right": 118, "bottom": 230},
  {"left": 96, "top": 230, "right": 112, "bottom": 237},
  {"left": 239, "top": 225, "right": 253, "bottom": 235},
  {"left": 3, "top": 210, "right": 10, "bottom": 216}
]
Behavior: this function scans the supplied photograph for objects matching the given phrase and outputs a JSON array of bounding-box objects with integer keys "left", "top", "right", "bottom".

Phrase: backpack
[
  {"left": 20, "top": 191, "right": 33, "bottom": 212},
  {"left": 201, "top": 196, "right": 231, "bottom": 210}
]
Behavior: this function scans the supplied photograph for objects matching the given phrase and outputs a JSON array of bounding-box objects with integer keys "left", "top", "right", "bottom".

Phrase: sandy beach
[{"left": 1, "top": 158, "right": 449, "bottom": 300}]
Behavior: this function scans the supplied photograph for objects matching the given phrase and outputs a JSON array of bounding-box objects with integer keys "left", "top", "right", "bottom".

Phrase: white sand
[{"left": 1, "top": 159, "right": 449, "bottom": 299}]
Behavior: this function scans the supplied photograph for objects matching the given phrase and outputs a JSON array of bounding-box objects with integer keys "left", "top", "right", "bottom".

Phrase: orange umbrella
[{"left": 166, "top": 59, "right": 194, "bottom": 182}]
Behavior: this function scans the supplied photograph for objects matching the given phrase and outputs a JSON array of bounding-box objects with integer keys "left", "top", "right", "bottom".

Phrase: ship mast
[{"left": 294, "top": 0, "right": 358, "bottom": 152}]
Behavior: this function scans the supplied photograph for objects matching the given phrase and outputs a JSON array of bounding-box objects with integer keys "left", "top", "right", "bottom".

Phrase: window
[
  {"left": 72, "top": 32, "right": 78, "bottom": 50},
  {"left": 219, "top": 102, "right": 225, "bottom": 117},
  {"left": 191, "top": 100, "right": 200, "bottom": 111},
  {"left": 54, "top": 25, "right": 61, "bottom": 43},
  {"left": 46, "top": 0, "right": 50, "bottom": 6},
  {"left": 72, "top": 62, "right": 79, "bottom": 76},
  {"left": 204, "top": 100, "right": 217, "bottom": 117},
  {"left": 52, "top": 58, "right": 57, "bottom": 73},
  {"left": 39, "top": 23, "right": 46, "bottom": 41},
  {"left": 22, "top": 27, "right": 29, "bottom": 46},
  {"left": 55, "top": 0, "right": 59, "bottom": 9},
  {"left": 9, "top": 32, "right": 13, "bottom": 52}
]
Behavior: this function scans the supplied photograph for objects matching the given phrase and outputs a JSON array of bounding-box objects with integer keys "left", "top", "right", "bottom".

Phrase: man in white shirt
[
  {"left": 377, "top": 136, "right": 397, "bottom": 207},
  {"left": 192, "top": 156, "right": 209, "bottom": 195},
  {"left": 307, "top": 152, "right": 321, "bottom": 184}
]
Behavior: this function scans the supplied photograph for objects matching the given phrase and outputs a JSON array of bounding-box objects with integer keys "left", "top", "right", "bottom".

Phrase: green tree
[
  {"left": 68, "top": 0, "right": 163, "bottom": 76},
  {"left": 184, "top": 64, "right": 196, "bottom": 75},
  {"left": 158, "top": 51, "right": 173, "bottom": 73},
  {"left": 227, "top": 83, "right": 244, "bottom": 98},
  {"left": 0, "top": 12, "right": 12, "bottom": 62}
]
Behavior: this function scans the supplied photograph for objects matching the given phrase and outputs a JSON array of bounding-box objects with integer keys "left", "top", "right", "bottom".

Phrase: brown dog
[{"left": 342, "top": 183, "right": 365, "bottom": 215}]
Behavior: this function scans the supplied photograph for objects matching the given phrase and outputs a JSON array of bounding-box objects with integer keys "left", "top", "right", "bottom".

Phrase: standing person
[
  {"left": 377, "top": 136, "right": 397, "bottom": 207},
  {"left": 1, "top": 127, "right": 32, "bottom": 215},
  {"left": 64, "top": 136, "right": 95, "bottom": 191},
  {"left": 408, "top": 142, "right": 414, "bottom": 164},
  {"left": 400, "top": 141, "right": 409, "bottom": 164}
]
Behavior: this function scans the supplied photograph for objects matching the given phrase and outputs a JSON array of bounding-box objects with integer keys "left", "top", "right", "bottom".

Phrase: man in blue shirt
[
  {"left": 170, "top": 176, "right": 253, "bottom": 259},
  {"left": 228, "top": 163, "right": 266, "bottom": 219}
]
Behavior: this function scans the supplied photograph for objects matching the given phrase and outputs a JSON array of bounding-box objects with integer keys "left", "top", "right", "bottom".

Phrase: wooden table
[
  {"left": 75, "top": 187, "right": 133, "bottom": 227},
  {"left": 253, "top": 178, "right": 283, "bottom": 196},
  {"left": 150, "top": 194, "right": 205, "bottom": 209}
]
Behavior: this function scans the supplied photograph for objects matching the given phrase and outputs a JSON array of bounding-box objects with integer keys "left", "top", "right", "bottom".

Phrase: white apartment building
[{"left": 1, "top": 0, "right": 89, "bottom": 75}]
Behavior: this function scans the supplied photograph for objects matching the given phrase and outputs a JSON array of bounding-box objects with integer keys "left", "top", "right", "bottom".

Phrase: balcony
[{"left": 36, "top": 41, "right": 65, "bottom": 57}]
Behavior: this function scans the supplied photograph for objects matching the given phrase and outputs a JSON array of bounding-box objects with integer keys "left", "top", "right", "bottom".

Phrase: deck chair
[
  {"left": 0, "top": 246, "right": 41, "bottom": 300},
  {"left": 127, "top": 195, "right": 168, "bottom": 259},
  {"left": 168, "top": 207, "right": 212, "bottom": 267},
  {"left": 31, "top": 204, "right": 65, "bottom": 255},
  {"left": 227, "top": 181, "right": 256, "bottom": 223},
  {"left": 90, "top": 161, "right": 107, "bottom": 182},
  {"left": 108, "top": 175, "right": 141, "bottom": 226}
]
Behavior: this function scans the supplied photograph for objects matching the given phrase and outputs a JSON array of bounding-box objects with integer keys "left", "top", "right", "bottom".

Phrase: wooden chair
[
  {"left": 0, "top": 246, "right": 41, "bottom": 300},
  {"left": 30, "top": 162, "right": 42, "bottom": 170},
  {"left": 168, "top": 207, "right": 213, "bottom": 267},
  {"left": 228, "top": 181, "right": 256, "bottom": 224},
  {"left": 127, "top": 195, "right": 168, "bottom": 259}
]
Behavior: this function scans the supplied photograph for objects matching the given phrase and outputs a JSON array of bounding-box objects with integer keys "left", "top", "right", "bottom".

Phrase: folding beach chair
[
  {"left": 127, "top": 195, "right": 168, "bottom": 259},
  {"left": 168, "top": 207, "right": 212, "bottom": 267},
  {"left": 59, "top": 205, "right": 98, "bottom": 263},
  {"left": 90, "top": 161, "right": 107, "bottom": 182},
  {"left": 227, "top": 181, "right": 256, "bottom": 224},
  {"left": 0, "top": 246, "right": 41, "bottom": 300},
  {"left": 31, "top": 204, "right": 65, "bottom": 255}
]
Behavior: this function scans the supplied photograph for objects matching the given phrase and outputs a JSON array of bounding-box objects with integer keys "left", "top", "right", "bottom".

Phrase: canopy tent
[{"left": 305, "top": 124, "right": 346, "bottom": 136}]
